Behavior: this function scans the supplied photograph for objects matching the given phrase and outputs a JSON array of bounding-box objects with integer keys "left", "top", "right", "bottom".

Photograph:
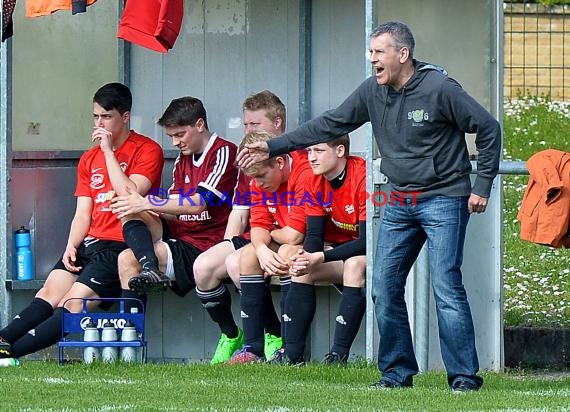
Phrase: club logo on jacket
[{"left": 408, "top": 109, "right": 429, "bottom": 126}]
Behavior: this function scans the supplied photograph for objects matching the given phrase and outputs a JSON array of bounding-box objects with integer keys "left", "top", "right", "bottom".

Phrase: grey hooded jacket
[{"left": 268, "top": 60, "right": 501, "bottom": 198}]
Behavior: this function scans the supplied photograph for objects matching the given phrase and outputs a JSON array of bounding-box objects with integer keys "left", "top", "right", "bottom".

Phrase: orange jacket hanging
[
  {"left": 517, "top": 149, "right": 570, "bottom": 248},
  {"left": 26, "top": 0, "right": 97, "bottom": 17}
]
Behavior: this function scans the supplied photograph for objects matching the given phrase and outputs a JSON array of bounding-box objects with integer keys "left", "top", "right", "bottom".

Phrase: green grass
[
  {"left": 1, "top": 361, "right": 569, "bottom": 411},
  {"left": 503, "top": 96, "right": 570, "bottom": 327}
]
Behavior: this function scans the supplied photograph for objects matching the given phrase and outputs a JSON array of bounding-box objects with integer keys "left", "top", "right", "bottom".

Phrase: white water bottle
[
  {"left": 120, "top": 320, "right": 138, "bottom": 363},
  {"left": 83, "top": 320, "right": 100, "bottom": 364},
  {"left": 101, "top": 321, "right": 118, "bottom": 363}
]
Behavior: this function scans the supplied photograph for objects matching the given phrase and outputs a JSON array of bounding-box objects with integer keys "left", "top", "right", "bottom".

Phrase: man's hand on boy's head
[{"left": 236, "top": 142, "right": 270, "bottom": 168}]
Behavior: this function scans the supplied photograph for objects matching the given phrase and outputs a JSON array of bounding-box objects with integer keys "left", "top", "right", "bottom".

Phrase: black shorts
[
  {"left": 163, "top": 239, "right": 202, "bottom": 297},
  {"left": 226, "top": 235, "right": 250, "bottom": 250},
  {"left": 52, "top": 238, "right": 127, "bottom": 303}
]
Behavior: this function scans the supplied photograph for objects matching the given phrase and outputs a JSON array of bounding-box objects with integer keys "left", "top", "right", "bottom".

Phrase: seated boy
[
  {"left": 193, "top": 91, "right": 287, "bottom": 363},
  {"left": 112, "top": 97, "right": 238, "bottom": 308},
  {"left": 272, "top": 135, "right": 367, "bottom": 365},
  {"left": 0, "top": 83, "right": 164, "bottom": 361},
  {"left": 228, "top": 130, "right": 313, "bottom": 363}
]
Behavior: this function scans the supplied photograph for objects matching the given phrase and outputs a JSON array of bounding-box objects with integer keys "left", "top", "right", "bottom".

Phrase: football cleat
[
  {"left": 210, "top": 329, "right": 244, "bottom": 365},
  {"left": 227, "top": 346, "right": 264, "bottom": 364},
  {"left": 322, "top": 351, "right": 348, "bottom": 365},
  {"left": 128, "top": 269, "right": 170, "bottom": 294},
  {"left": 267, "top": 348, "right": 305, "bottom": 366},
  {"left": 0, "top": 338, "right": 13, "bottom": 358},
  {"left": 263, "top": 333, "right": 282, "bottom": 360}
]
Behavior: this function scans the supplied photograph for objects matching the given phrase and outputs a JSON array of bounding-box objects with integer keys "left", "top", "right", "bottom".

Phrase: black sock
[
  {"left": 0, "top": 298, "right": 53, "bottom": 343},
  {"left": 120, "top": 289, "right": 147, "bottom": 313},
  {"left": 279, "top": 276, "right": 291, "bottom": 341},
  {"left": 122, "top": 220, "right": 159, "bottom": 272},
  {"left": 240, "top": 275, "right": 266, "bottom": 357},
  {"left": 11, "top": 307, "right": 68, "bottom": 358},
  {"left": 284, "top": 282, "right": 316, "bottom": 362},
  {"left": 330, "top": 286, "right": 366, "bottom": 357},
  {"left": 262, "top": 284, "right": 281, "bottom": 337},
  {"left": 197, "top": 284, "right": 238, "bottom": 338}
]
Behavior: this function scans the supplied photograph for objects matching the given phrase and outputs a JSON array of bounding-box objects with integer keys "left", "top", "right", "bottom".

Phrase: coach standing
[{"left": 237, "top": 21, "right": 501, "bottom": 392}]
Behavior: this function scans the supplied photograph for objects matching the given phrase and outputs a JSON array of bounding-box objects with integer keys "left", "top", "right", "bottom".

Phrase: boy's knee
[
  {"left": 240, "top": 243, "right": 257, "bottom": 262},
  {"left": 193, "top": 254, "right": 213, "bottom": 287},
  {"left": 240, "top": 243, "right": 260, "bottom": 273},
  {"left": 343, "top": 256, "right": 366, "bottom": 287},
  {"left": 277, "top": 244, "right": 300, "bottom": 258},
  {"left": 61, "top": 298, "right": 83, "bottom": 313}
]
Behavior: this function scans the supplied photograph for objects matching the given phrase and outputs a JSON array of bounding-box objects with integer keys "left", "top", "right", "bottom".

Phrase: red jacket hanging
[
  {"left": 117, "top": 0, "right": 183, "bottom": 53},
  {"left": 517, "top": 149, "right": 570, "bottom": 248}
]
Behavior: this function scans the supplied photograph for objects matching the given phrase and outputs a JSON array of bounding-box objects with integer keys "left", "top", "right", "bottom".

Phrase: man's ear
[
  {"left": 399, "top": 46, "right": 410, "bottom": 64},
  {"left": 195, "top": 118, "right": 205, "bottom": 131},
  {"left": 122, "top": 111, "right": 131, "bottom": 124},
  {"left": 274, "top": 116, "right": 284, "bottom": 132},
  {"left": 276, "top": 155, "right": 286, "bottom": 170},
  {"left": 337, "top": 144, "right": 346, "bottom": 158}
]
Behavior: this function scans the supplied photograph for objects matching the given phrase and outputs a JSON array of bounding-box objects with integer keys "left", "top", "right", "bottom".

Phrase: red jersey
[
  {"left": 305, "top": 156, "right": 367, "bottom": 244},
  {"left": 167, "top": 134, "right": 237, "bottom": 251},
  {"left": 117, "top": 0, "right": 183, "bottom": 53},
  {"left": 249, "top": 151, "right": 312, "bottom": 234},
  {"left": 76, "top": 131, "right": 164, "bottom": 242}
]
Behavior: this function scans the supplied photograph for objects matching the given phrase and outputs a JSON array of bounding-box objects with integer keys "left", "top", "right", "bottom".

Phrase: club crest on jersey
[
  {"left": 90, "top": 173, "right": 105, "bottom": 190},
  {"left": 345, "top": 204, "right": 355, "bottom": 214},
  {"left": 408, "top": 109, "right": 429, "bottom": 126}
]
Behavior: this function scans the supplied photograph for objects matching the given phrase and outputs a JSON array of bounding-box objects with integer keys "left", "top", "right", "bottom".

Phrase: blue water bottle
[{"left": 15, "top": 226, "right": 33, "bottom": 281}]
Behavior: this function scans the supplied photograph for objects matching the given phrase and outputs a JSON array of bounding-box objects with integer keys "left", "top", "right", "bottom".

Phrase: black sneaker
[
  {"left": 322, "top": 351, "right": 348, "bottom": 365},
  {"left": 452, "top": 380, "right": 480, "bottom": 393},
  {"left": 267, "top": 348, "right": 305, "bottom": 366},
  {"left": 0, "top": 338, "right": 13, "bottom": 358},
  {"left": 369, "top": 379, "right": 410, "bottom": 389},
  {"left": 128, "top": 269, "right": 170, "bottom": 294}
]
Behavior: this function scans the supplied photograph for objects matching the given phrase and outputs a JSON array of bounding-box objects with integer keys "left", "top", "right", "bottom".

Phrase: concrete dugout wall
[{"left": 1, "top": 0, "right": 503, "bottom": 369}]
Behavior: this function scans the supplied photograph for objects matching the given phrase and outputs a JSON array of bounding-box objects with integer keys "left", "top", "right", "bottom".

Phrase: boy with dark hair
[
  {"left": 113, "top": 97, "right": 238, "bottom": 306},
  {"left": 0, "top": 82, "right": 164, "bottom": 362}
]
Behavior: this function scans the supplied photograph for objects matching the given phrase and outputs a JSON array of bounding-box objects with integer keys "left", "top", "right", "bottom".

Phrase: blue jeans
[{"left": 371, "top": 195, "right": 483, "bottom": 388}]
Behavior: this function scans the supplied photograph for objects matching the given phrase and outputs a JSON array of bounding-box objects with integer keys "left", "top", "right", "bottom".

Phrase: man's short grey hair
[{"left": 370, "top": 21, "right": 415, "bottom": 59}]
